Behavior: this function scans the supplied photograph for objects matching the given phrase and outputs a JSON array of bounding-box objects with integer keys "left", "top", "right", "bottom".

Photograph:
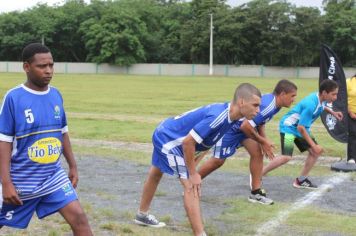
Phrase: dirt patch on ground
[
  {"left": 0, "top": 148, "right": 353, "bottom": 235},
  {"left": 67, "top": 112, "right": 163, "bottom": 124},
  {"left": 71, "top": 138, "right": 342, "bottom": 166},
  {"left": 72, "top": 154, "right": 355, "bottom": 235}
]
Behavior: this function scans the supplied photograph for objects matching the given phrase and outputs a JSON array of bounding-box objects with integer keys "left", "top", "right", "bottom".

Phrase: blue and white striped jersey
[
  {"left": 0, "top": 84, "right": 70, "bottom": 200},
  {"left": 153, "top": 102, "right": 237, "bottom": 157},
  {"left": 211, "top": 94, "right": 280, "bottom": 158},
  {"left": 230, "top": 93, "right": 280, "bottom": 133},
  {"left": 248, "top": 93, "right": 280, "bottom": 127}
]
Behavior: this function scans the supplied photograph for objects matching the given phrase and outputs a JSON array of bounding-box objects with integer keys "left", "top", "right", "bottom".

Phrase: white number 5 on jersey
[
  {"left": 5, "top": 210, "right": 14, "bottom": 220},
  {"left": 24, "top": 109, "right": 34, "bottom": 123}
]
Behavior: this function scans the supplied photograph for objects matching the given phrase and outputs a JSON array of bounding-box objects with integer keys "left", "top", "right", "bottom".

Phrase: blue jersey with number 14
[{"left": 212, "top": 93, "right": 280, "bottom": 158}]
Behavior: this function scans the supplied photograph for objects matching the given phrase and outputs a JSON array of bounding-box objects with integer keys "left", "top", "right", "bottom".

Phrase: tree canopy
[{"left": 0, "top": 0, "right": 354, "bottom": 66}]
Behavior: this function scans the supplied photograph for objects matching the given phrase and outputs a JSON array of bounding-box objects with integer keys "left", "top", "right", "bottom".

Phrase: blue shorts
[
  {"left": 213, "top": 132, "right": 247, "bottom": 159},
  {"left": 0, "top": 183, "right": 77, "bottom": 229},
  {"left": 152, "top": 147, "right": 189, "bottom": 179},
  {"left": 152, "top": 131, "right": 189, "bottom": 179}
]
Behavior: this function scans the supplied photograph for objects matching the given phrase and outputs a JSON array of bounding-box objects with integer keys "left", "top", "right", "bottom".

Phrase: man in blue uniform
[
  {"left": 262, "top": 79, "right": 343, "bottom": 189},
  {"left": 135, "top": 83, "right": 262, "bottom": 236},
  {"left": 198, "top": 80, "right": 297, "bottom": 205},
  {"left": 0, "top": 43, "right": 92, "bottom": 235}
]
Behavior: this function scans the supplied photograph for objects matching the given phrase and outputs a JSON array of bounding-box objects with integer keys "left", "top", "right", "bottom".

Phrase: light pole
[{"left": 209, "top": 13, "right": 213, "bottom": 76}]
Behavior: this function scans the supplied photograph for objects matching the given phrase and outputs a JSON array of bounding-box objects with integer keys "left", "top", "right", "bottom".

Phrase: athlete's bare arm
[
  {"left": 0, "top": 141, "right": 22, "bottom": 205},
  {"left": 240, "top": 120, "right": 275, "bottom": 159},
  {"left": 62, "top": 133, "right": 79, "bottom": 188}
]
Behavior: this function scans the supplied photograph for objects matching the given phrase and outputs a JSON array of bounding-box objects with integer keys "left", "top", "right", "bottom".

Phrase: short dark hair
[
  {"left": 273, "top": 79, "right": 297, "bottom": 95},
  {"left": 233, "top": 83, "right": 261, "bottom": 102},
  {"left": 319, "top": 80, "right": 338, "bottom": 93},
  {"left": 22, "top": 43, "right": 51, "bottom": 63}
]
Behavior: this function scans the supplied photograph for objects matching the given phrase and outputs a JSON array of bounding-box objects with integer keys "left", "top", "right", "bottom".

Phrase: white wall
[{"left": 0, "top": 62, "right": 354, "bottom": 78}]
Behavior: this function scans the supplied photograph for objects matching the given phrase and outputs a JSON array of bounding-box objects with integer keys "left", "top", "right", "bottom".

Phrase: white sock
[
  {"left": 138, "top": 210, "right": 148, "bottom": 216},
  {"left": 200, "top": 231, "right": 207, "bottom": 236}
]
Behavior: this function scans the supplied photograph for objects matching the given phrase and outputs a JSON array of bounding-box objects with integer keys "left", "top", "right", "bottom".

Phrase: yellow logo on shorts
[{"left": 28, "top": 137, "right": 62, "bottom": 164}]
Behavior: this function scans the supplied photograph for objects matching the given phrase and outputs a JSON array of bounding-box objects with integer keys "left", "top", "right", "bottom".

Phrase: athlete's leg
[
  {"left": 242, "top": 138, "right": 263, "bottom": 191},
  {"left": 59, "top": 200, "right": 92, "bottom": 236},
  {"left": 262, "top": 155, "right": 292, "bottom": 176},
  {"left": 300, "top": 147, "right": 323, "bottom": 177},
  {"left": 198, "top": 157, "right": 226, "bottom": 179},
  {"left": 138, "top": 166, "right": 163, "bottom": 213},
  {"left": 180, "top": 178, "right": 205, "bottom": 236},
  {"left": 263, "top": 133, "right": 294, "bottom": 176}
]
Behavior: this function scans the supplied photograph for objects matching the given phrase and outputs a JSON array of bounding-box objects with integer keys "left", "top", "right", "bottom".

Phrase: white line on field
[{"left": 255, "top": 173, "right": 349, "bottom": 236}]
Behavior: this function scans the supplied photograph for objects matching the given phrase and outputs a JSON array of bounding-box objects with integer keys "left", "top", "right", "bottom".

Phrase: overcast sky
[{"left": 0, "top": 0, "right": 324, "bottom": 13}]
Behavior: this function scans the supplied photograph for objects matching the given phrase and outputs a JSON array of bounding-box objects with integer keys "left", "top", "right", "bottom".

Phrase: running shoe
[
  {"left": 293, "top": 178, "right": 317, "bottom": 189},
  {"left": 134, "top": 213, "right": 166, "bottom": 228}
]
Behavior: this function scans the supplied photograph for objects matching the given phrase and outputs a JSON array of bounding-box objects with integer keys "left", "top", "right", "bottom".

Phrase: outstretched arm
[
  {"left": 324, "top": 107, "right": 343, "bottom": 121},
  {"left": 62, "top": 132, "right": 78, "bottom": 188}
]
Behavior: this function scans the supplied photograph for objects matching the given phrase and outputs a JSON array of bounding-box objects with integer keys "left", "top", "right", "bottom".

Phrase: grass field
[
  {"left": 0, "top": 73, "right": 353, "bottom": 236},
  {"left": 0, "top": 73, "right": 345, "bottom": 155}
]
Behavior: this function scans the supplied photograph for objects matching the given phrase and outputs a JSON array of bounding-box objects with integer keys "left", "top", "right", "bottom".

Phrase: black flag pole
[{"left": 319, "top": 44, "right": 356, "bottom": 172}]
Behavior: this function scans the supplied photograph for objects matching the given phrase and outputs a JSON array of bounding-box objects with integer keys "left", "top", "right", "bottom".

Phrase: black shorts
[{"left": 280, "top": 133, "right": 317, "bottom": 156}]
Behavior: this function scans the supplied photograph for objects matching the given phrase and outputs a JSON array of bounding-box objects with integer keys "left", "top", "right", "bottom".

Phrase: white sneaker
[{"left": 347, "top": 159, "right": 356, "bottom": 164}]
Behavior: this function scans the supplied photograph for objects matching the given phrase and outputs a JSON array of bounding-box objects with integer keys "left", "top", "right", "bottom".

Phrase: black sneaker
[
  {"left": 293, "top": 178, "right": 317, "bottom": 189},
  {"left": 248, "top": 188, "right": 274, "bottom": 205},
  {"left": 134, "top": 213, "right": 166, "bottom": 228}
]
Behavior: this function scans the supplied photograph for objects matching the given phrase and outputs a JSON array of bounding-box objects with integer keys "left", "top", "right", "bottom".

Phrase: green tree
[
  {"left": 285, "top": 7, "right": 324, "bottom": 66},
  {"left": 50, "top": 0, "right": 90, "bottom": 62},
  {"left": 180, "top": 0, "right": 229, "bottom": 63},
  {"left": 0, "top": 4, "right": 58, "bottom": 61},
  {"left": 323, "top": 0, "right": 356, "bottom": 66},
  {"left": 80, "top": 1, "right": 147, "bottom": 65}
]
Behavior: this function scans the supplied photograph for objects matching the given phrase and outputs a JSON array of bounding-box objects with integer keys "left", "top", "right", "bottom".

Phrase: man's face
[
  {"left": 323, "top": 88, "right": 339, "bottom": 103},
  {"left": 238, "top": 94, "right": 261, "bottom": 120},
  {"left": 280, "top": 90, "right": 297, "bottom": 108},
  {"left": 23, "top": 52, "right": 54, "bottom": 88}
]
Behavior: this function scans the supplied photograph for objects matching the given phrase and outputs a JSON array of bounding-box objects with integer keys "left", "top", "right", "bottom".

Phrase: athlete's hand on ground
[
  {"left": 68, "top": 167, "right": 79, "bottom": 188},
  {"left": 333, "top": 111, "right": 343, "bottom": 121},
  {"left": 2, "top": 182, "right": 23, "bottom": 205},
  {"left": 188, "top": 172, "right": 202, "bottom": 198},
  {"left": 261, "top": 139, "right": 275, "bottom": 160}
]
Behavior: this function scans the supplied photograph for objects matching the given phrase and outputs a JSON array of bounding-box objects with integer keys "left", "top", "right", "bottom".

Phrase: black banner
[{"left": 319, "top": 44, "right": 348, "bottom": 143}]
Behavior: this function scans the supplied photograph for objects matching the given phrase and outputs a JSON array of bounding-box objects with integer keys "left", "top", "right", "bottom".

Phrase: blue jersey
[
  {"left": 0, "top": 84, "right": 70, "bottom": 200},
  {"left": 153, "top": 103, "right": 236, "bottom": 157},
  {"left": 213, "top": 94, "right": 280, "bottom": 158},
  {"left": 280, "top": 92, "right": 326, "bottom": 137},
  {"left": 247, "top": 93, "right": 280, "bottom": 128}
]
